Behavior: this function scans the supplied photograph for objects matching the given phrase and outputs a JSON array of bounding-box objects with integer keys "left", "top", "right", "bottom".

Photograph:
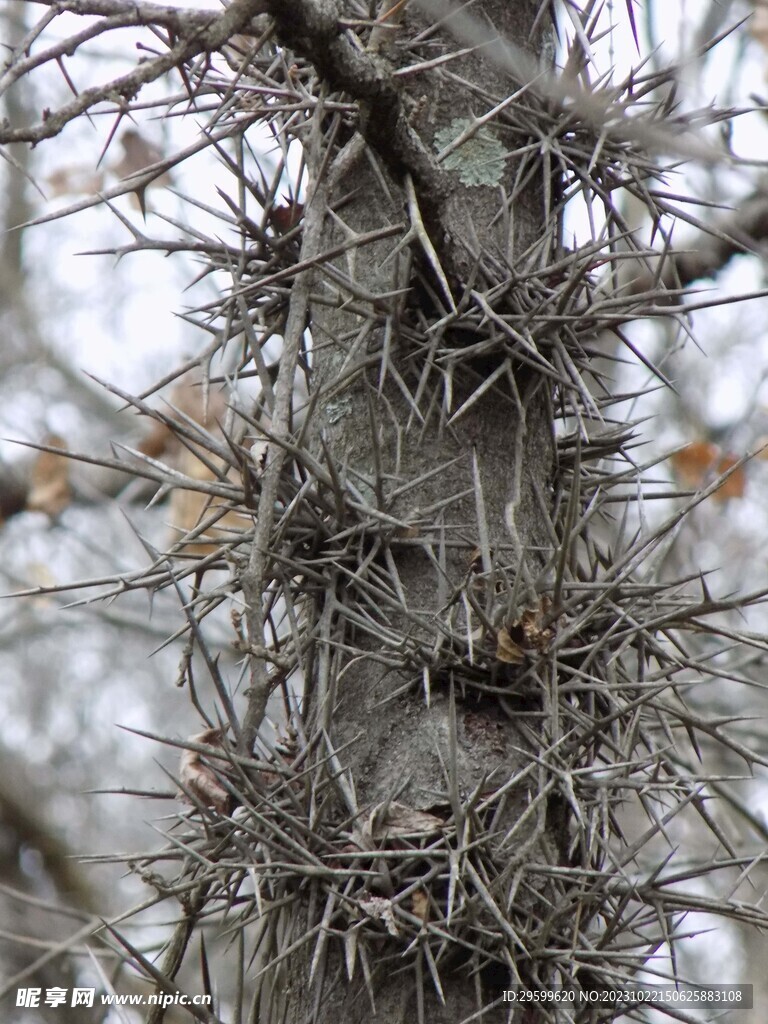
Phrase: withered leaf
[
  {"left": 395, "top": 523, "right": 420, "bottom": 539},
  {"left": 519, "top": 601, "right": 554, "bottom": 652},
  {"left": 269, "top": 199, "right": 304, "bottom": 232},
  {"left": 367, "top": 801, "right": 445, "bottom": 842},
  {"left": 178, "top": 728, "right": 231, "bottom": 814},
  {"left": 412, "top": 889, "right": 430, "bottom": 923},
  {"left": 26, "top": 435, "right": 71, "bottom": 518},
  {"left": 497, "top": 597, "right": 556, "bottom": 662},
  {"left": 671, "top": 441, "right": 746, "bottom": 502},
  {"left": 358, "top": 894, "right": 399, "bottom": 936},
  {"left": 495, "top": 626, "right": 525, "bottom": 664}
]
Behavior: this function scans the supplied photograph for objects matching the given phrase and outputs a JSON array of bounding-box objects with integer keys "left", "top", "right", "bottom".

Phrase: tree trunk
[{"left": 265, "top": 3, "right": 561, "bottom": 1019}]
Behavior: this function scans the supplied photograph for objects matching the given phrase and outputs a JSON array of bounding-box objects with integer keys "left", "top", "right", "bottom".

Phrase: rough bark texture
[{"left": 279, "top": 3, "right": 557, "bottom": 1019}]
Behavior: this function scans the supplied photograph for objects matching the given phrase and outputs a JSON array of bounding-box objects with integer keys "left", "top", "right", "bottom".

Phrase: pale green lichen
[
  {"left": 433, "top": 117, "right": 509, "bottom": 187},
  {"left": 325, "top": 396, "right": 354, "bottom": 424}
]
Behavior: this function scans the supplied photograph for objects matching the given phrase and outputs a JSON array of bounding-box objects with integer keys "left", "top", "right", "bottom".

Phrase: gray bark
[{"left": 274, "top": 3, "right": 559, "bottom": 1019}]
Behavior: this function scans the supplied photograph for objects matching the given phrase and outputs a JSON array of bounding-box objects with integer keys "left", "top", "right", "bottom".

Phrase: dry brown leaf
[
  {"left": 411, "top": 889, "right": 430, "bottom": 923},
  {"left": 178, "top": 728, "right": 231, "bottom": 814},
  {"left": 496, "top": 598, "right": 556, "bottom": 663},
  {"left": 26, "top": 435, "right": 71, "bottom": 517},
  {"left": 712, "top": 453, "right": 747, "bottom": 500},
  {"left": 350, "top": 802, "right": 445, "bottom": 851},
  {"left": 357, "top": 894, "right": 399, "bottom": 936},
  {"left": 519, "top": 598, "right": 555, "bottom": 652},
  {"left": 671, "top": 441, "right": 745, "bottom": 502},
  {"left": 372, "top": 798, "right": 444, "bottom": 839},
  {"left": 46, "top": 164, "right": 104, "bottom": 197},
  {"left": 110, "top": 129, "right": 172, "bottom": 213},
  {"left": 367, "top": 801, "right": 445, "bottom": 842},
  {"left": 138, "top": 373, "right": 265, "bottom": 554},
  {"left": 752, "top": 1, "right": 768, "bottom": 54},
  {"left": 111, "top": 129, "right": 169, "bottom": 183},
  {"left": 671, "top": 440, "right": 719, "bottom": 487},
  {"left": 495, "top": 626, "right": 525, "bottom": 664},
  {"left": 269, "top": 199, "right": 304, "bottom": 233},
  {"left": 168, "top": 453, "right": 247, "bottom": 555},
  {"left": 138, "top": 419, "right": 174, "bottom": 459},
  {"left": 395, "top": 523, "right": 420, "bottom": 539}
]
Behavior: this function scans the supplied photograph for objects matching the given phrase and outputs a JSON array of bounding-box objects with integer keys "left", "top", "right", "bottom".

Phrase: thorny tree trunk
[
  {"left": 7, "top": 2, "right": 768, "bottom": 1022},
  {"left": 260, "top": 3, "right": 558, "bottom": 1020}
]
